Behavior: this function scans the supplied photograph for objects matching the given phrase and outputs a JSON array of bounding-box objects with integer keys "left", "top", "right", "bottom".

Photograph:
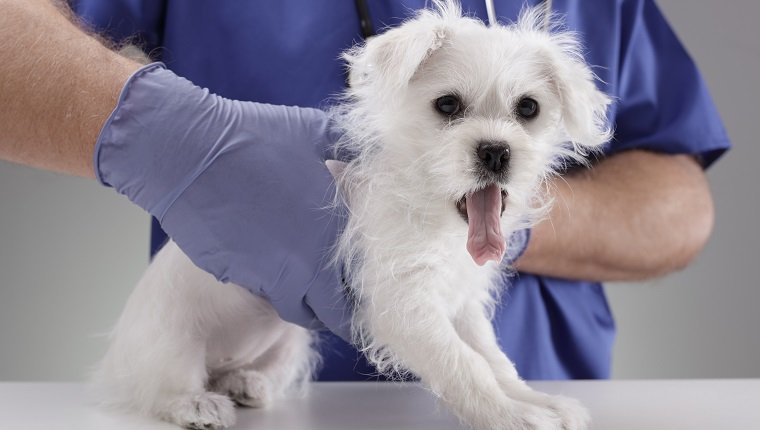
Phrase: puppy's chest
[{"left": 435, "top": 260, "right": 498, "bottom": 312}]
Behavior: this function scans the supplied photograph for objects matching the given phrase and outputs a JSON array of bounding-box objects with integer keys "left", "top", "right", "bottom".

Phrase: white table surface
[{"left": 0, "top": 380, "right": 757, "bottom": 430}]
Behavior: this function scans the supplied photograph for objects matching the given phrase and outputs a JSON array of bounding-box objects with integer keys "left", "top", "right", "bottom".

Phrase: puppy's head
[{"left": 340, "top": 1, "right": 611, "bottom": 264}]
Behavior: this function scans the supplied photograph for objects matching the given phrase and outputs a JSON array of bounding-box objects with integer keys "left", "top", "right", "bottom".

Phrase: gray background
[{"left": 0, "top": 0, "right": 758, "bottom": 381}]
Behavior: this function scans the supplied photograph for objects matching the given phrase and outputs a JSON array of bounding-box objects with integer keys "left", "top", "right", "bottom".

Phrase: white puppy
[{"left": 92, "top": 2, "right": 611, "bottom": 430}]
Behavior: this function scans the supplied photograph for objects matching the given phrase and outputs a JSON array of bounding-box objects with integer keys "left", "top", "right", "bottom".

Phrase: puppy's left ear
[
  {"left": 541, "top": 36, "right": 613, "bottom": 150},
  {"left": 345, "top": 14, "right": 449, "bottom": 91}
]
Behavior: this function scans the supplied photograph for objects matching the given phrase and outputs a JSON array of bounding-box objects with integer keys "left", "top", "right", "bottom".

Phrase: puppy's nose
[{"left": 477, "top": 142, "right": 510, "bottom": 173}]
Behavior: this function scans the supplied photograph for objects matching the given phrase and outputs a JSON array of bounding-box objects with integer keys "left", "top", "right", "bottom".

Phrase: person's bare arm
[
  {"left": 0, "top": 0, "right": 141, "bottom": 178},
  {"left": 515, "top": 150, "right": 715, "bottom": 282}
]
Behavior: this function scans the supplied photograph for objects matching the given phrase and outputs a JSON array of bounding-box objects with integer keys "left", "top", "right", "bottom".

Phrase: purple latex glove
[
  {"left": 504, "top": 228, "right": 531, "bottom": 267},
  {"left": 96, "top": 63, "right": 351, "bottom": 339}
]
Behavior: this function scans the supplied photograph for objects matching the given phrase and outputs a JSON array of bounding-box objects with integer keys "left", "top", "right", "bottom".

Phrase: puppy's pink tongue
[{"left": 466, "top": 184, "right": 506, "bottom": 266}]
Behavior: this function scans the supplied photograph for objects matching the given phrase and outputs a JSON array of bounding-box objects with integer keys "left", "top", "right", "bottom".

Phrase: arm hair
[{"left": 0, "top": 0, "right": 141, "bottom": 177}]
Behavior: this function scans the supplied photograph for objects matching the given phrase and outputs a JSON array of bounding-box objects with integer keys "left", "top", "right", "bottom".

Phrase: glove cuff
[
  {"left": 93, "top": 62, "right": 167, "bottom": 186},
  {"left": 93, "top": 62, "right": 242, "bottom": 221},
  {"left": 503, "top": 228, "right": 531, "bottom": 267}
]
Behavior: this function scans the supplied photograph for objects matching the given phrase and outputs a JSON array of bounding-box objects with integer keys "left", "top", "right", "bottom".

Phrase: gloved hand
[{"left": 95, "top": 63, "right": 351, "bottom": 339}]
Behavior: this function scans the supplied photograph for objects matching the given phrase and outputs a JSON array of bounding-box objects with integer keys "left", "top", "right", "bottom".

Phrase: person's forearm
[
  {"left": 0, "top": 0, "right": 140, "bottom": 177},
  {"left": 515, "top": 150, "right": 715, "bottom": 282}
]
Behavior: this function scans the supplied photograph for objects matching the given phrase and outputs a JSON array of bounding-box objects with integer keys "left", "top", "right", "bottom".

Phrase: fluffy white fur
[
  {"left": 90, "top": 240, "right": 318, "bottom": 429},
  {"left": 92, "top": 2, "right": 611, "bottom": 429}
]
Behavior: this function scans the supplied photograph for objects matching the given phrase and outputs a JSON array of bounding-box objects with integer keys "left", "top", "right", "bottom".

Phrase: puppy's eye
[
  {"left": 516, "top": 97, "right": 539, "bottom": 119},
  {"left": 435, "top": 95, "right": 462, "bottom": 116}
]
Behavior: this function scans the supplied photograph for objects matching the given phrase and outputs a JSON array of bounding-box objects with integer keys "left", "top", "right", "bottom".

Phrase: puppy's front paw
[
  {"left": 500, "top": 386, "right": 590, "bottom": 430},
  {"left": 543, "top": 395, "right": 591, "bottom": 430},
  {"left": 211, "top": 369, "right": 273, "bottom": 408},
  {"left": 508, "top": 402, "right": 564, "bottom": 430},
  {"left": 164, "top": 392, "right": 236, "bottom": 430}
]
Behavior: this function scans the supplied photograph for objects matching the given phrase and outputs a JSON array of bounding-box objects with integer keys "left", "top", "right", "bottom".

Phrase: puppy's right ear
[{"left": 344, "top": 15, "right": 449, "bottom": 91}]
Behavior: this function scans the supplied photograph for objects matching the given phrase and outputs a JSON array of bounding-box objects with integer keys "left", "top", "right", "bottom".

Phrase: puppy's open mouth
[
  {"left": 455, "top": 187, "right": 507, "bottom": 224},
  {"left": 455, "top": 184, "right": 508, "bottom": 266}
]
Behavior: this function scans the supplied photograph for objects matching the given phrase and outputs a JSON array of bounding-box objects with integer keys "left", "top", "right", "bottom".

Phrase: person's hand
[{"left": 96, "top": 64, "right": 351, "bottom": 339}]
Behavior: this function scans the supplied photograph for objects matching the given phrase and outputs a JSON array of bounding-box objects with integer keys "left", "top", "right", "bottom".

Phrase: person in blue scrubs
[{"left": 70, "top": 0, "right": 730, "bottom": 380}]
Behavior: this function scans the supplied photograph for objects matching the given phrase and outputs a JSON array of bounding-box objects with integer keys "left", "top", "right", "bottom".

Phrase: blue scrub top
[{"left": 72, "top": 0, "right": 730, "bottom": 380}]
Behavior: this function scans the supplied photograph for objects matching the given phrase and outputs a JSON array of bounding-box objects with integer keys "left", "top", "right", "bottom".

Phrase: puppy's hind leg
[
  {"left": 210, "top": 324, "right": 317, "bottom": 409},
  {"left": 95, "top": 321, "right": 236, "bottom": 430},
  {"left": 150, "top": 342, "right": 236, "bottom": 430},
  {"left": 92, "top": 241, "right": 236, "bottom": 430}
]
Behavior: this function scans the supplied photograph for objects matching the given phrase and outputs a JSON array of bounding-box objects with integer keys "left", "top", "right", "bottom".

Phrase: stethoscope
[{"left": 353, "top": 0, "right": 553, "bottom": 39}]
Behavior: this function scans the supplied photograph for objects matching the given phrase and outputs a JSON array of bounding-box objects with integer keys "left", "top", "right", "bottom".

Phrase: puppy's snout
[{"left": 477, "top": 142, "right": 510, "bottom": 173}]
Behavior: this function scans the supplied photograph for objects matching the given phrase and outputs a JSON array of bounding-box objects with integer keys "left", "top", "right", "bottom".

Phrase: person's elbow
[
  {"left": 647, "top": 160, "right": 716, "bottom": 277},
  {"left": 666, "top": 189, "right": 715, "bottom": 273}
]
